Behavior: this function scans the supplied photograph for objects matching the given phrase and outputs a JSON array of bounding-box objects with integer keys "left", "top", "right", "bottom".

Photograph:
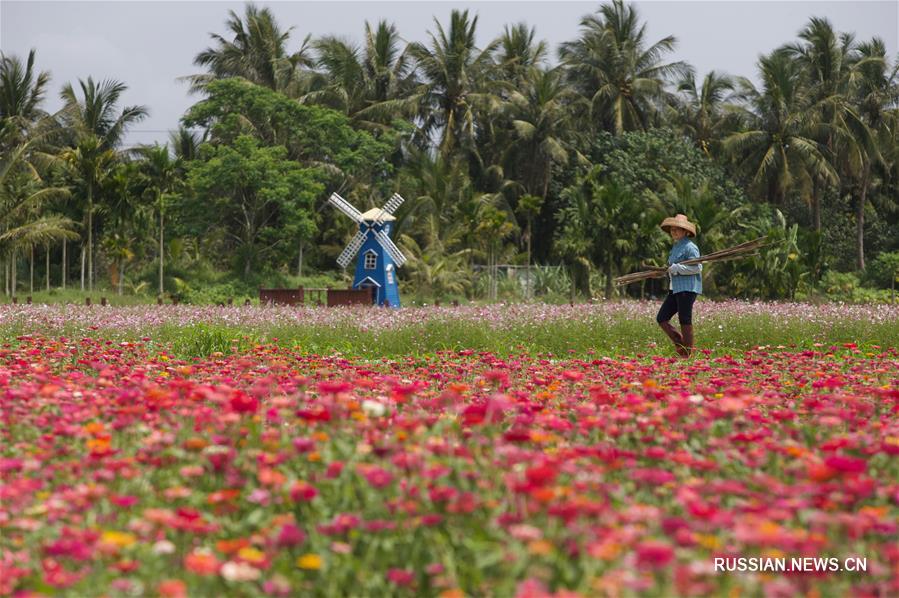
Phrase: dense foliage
[{"left": 1, "top": 1, "right": 897, "bottom": 303}]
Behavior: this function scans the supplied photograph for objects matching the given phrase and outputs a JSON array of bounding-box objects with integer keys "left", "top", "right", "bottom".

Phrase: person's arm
[
  {"left": 668, "top": 243, "right": 702, "bottom": 275},
  {"left": 668, "top": 262, "right": 702, "bottom": 275}
]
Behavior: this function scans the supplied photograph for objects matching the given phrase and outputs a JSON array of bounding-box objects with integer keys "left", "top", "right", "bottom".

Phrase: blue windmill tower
[{"left": 328, "top": 192, "right": 407, "bottom": 307}]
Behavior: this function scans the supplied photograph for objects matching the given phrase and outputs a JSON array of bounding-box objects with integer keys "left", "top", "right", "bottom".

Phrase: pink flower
[
  {"left": 387, "top": 568, "right": 415, "bottom": 586},
  {"left": 275, "top": 523, "right": 306, "bottom": 548},
  {"left": 824, "top": 454, "right": 867, "bottom": 475}
]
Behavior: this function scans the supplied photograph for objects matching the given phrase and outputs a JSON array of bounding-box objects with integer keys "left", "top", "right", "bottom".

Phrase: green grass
[
  {"left": 7, "top": 288, "right": 155, "bottom": 306},
  {"left": 10, "top": 316, "right": 889, "bottom": 360}
]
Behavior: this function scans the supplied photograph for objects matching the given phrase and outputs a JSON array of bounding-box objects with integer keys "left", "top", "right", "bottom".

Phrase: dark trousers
[{"left": 656, "top": 291, "right": 697, "bottom": 325}]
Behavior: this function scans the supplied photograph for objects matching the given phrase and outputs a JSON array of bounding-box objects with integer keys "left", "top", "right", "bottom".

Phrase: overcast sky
[{"left": 2, "top": 0, "right": 897, "bottom": 148}]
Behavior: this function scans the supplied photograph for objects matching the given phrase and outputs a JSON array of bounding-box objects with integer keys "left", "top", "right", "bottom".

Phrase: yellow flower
[
  {"left": 237, "top": 546, "right": 266, "bottom": 565},
  {"left": 102, "top": 530, "right": 137, "bottom": 548},
  {"left": 696, "top": 534, "right": 720, "bottom": 550},
  {"left": 296, "top": 553, "right": 323, "bottom": 570},
  {"left": 527, "top": 540, "right": 553, "bottom": 556}
]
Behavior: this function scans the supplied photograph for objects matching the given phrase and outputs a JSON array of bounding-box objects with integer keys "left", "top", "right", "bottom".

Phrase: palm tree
[
  {"left": 407, "top": 10, "right": 499, "bottom": 159},
  {"left": 782, "top": 17, "right": 859, "bottom": 233},
  {"left": 398, "top": 234, "right": 473, "bottom": 300},
  {"left": 723, "top": 51, "right": 836, "bottom": 208},
  {"left": 0, "top": 50, "right": 50, "bottom": 150},
  {"left": 559, "top": 0, "right": 689, "bottom": 135},
  {"left": 503, "top": 67, "right": 587, "bottom": 200},
  {"left": 1, "top": 137, "right": 78, "bottom": 296},
  {"left": 840, "top": 38, "right": 895, "bottom": 269},
  {"left": 673, "top": 70, "right": 736, "bottom": 156},
  {"left": 189, "top": 3, "right": 313, "bottom": 95},
  {"left": 169, "top": 126, "right": 203, "bottom": 161},
  {"left": 304, "top": 21, "right": 416, "bottom": 130},
  {"left": 496, "top": 23, "right": 548, "bottom": 86},
  {"left": 58, "top": 77, "right": 147, "bottom": 292},
  {"left": 136, "top": 144, "right": 182, "bottom": 296}
]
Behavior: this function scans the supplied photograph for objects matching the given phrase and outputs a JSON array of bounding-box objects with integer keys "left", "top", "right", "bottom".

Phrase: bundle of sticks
[{"left": 614, "top": 237, "right": 769, "bottom": 287}]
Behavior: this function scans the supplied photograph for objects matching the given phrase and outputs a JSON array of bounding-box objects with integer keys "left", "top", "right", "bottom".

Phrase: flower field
[
  {"left": 1, "top": 301, "right": 898, "bottom": 358},
  {"left": 1, "top": 303, "right": 898, "bottom": 597}
]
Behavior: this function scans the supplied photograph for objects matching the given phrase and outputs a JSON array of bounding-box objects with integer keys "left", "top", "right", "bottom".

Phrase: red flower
[
  {"left": 289, "top": 481, "right": 318, "bottom": 502},
  {"left": 636, "top": 540, "right": 675, "bottom": 569},
  {"left": 525, "top": 464, "right": 557, "bottom": 487},
  {"left": 229, "top": 392, "right": 259, "bottom": 414}
]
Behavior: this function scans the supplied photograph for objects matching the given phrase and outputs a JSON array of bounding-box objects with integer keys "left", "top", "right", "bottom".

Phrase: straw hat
[{"left": 660, "top": 213, "right": 697, "bottom": 237}]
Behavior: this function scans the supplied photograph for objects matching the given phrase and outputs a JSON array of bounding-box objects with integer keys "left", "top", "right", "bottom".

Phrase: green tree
[
  {"left": 186, "top": 135, "right": 321, "bottom": 277},
  {"left": 503, "top": 67, "right": 588, "bottom": 200},
  {"left": 557, "top": 170, "right": 650, "bottom": 299},
  {"left": 305, "top": 20, "right": 416, "bottom": 130},
  {"left": 782, "top": 17, "right": 857, "bottom": 234},
  {"left": 0, "top": 137, "right": 77, "bottom": 295},
  {"left": 840, "top": 38, "right": 895, "bottom": 269},
  {"left": 723, "top": 51, "right": 836, "bottom": 209},
  {"left": 188, "top": 3, "right": 313, "bottom": 95},
  {"left": 0, "top": 49, "right": 50, "bottom": 150},
  {"left": 58, "top": 77, "right": 147, "bottom": 291},
  {"left": 496, "top": 23, "right": 548, "bottom": 86},
  {"left": 672, "top": 70, "right": 736, "bottom": 156},
  {"left": 559, "top": 0, "right": 689, "bottom": 135},
  {"left": 407, "top": 10, "right": 499, "bottom": 159},
  {"left": 136, "top": 144, "right": 184, "bottom": 296},
  {"left": 183, "top": 79, "right": 392, "bottom": 182}
]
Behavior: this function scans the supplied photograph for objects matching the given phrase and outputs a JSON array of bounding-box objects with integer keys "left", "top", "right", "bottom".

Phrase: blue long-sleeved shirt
[{"left": 667, "top": 238, "right": 703, "bottom": 294}]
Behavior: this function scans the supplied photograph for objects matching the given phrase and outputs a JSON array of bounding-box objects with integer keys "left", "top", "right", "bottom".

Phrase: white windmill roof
[{"left": 360, "top": 208, "right": 396, "bottom": 222}]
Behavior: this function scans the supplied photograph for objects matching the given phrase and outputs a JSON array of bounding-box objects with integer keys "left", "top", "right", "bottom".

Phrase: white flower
[
  {"left": 152, "top": 540, "right": 176, "bottom": 555},
  {"left": 361, "top": 400, "right": 387, "bottom": 417},
  {"left": 688, "top": 394, "right": 704, "bottom": 404},
  {"left": 221, "top": 561, "right": 261, "bottom": 582}
]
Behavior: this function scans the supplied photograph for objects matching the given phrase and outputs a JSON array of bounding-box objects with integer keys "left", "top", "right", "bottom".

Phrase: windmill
[{"left": 328, "top": 192, "right": 407, "bottom": 307}]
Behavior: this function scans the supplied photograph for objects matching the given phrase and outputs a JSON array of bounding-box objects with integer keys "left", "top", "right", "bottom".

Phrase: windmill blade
[
  {"left": 373, "top": 193, "right": 405, "bottom": 226},
  {"left": 374, "top": 229, "right": 407, "bottom": 267},
  {"left": 337, "top": 230, "right": 367, "bottom": 268},
  {"left": 328, "top": 192, "right": 363, "bottom": 223}
]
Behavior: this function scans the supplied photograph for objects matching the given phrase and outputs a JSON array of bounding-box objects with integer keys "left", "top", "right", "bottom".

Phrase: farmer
[{"left": 656, "top": 214, "right": 702, "bottom": 357}]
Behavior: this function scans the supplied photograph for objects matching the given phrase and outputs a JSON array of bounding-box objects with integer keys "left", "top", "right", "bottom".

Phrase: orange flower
[
  {"left": 157, "top": 579, "right": 187, "bottom": 598},
  {"left": 258, "top": 468, "right": 286, "bottom": 487},
  {"left": 83, "top": 422, "right": 105, "bottom": 436},
  {"left": 207, "top": 489, "right": 241, "bottom": 505},
  {"left": 216, "top": 538, "right": 251, "bottom": 555},
  {"left": 185, "top": 550, "right": 221, "bottom": 575},
  {"left": 183, "top": 437, "right": 208, "bottom": 451}
]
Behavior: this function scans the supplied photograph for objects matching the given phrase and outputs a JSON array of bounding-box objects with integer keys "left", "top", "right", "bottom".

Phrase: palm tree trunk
[
  {"left": 88, "top": 182, "right": 93, "bottom": 293},
  {"left": 62, "top": 238, "right": 67, "bottom": 289},
  {"left": 11, "top": 252, "right": 17, "bottom": 297},
  {"left": 80, "top": 246, "right": 85, "bottom": 291},
  {"left": 297, "top": 241, "right": 304, "bottom": 278},
  {"left": 856, "top": 169, "right": 868, "bottom": 271},
  {"left": 159, "top": 207, "right": 164, "bottom": 296},
  {"left": 526, "top": 223, "right": 532, "bottom": 300},
  {"left": 119, "top": 260, "right": 124, "bottom": 295},
  {"left": 569, "top": 262, "right": 576, "bottom": 303},
  {"left": 46, "top": 245, "right": 50, "bottom": 291},
  {"left": 29, "top": 246, "right": 34, "bottom": 295},
  {"left": 811, "top": 179, "right": 821, "bottom": 233},
  {"left": 604, "top": 259, "right": 613, "bottom": 300}
]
